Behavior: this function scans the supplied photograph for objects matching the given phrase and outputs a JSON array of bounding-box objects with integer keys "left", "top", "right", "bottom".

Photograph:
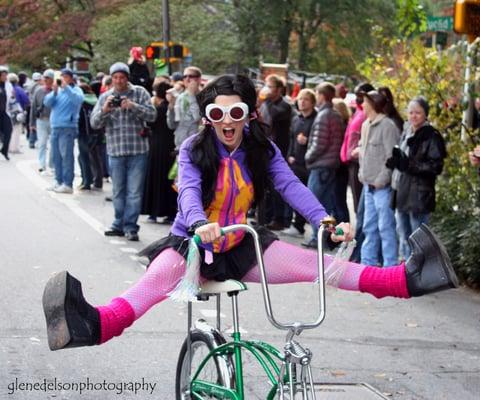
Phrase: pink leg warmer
[
  {"left": 97, "top": 298, "right": 135, "bottom": 344},
  {"left": 97, "top": 248, "right": 186, "bottom": 343},
  {"left": 358, "top": 262, "right": 410, "bottom": 299}
]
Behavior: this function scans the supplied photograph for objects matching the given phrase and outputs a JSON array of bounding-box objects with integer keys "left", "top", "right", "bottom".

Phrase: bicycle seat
[{"left": 199, "top": 280, "right": 247, "bottom": 295}]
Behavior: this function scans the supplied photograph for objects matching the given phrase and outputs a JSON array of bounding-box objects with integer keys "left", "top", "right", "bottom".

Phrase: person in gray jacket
[
  {"left": 304, "top": 82, "right": 345, "bottom": 247},
  {"left": 166, "top": 66, "right": 202, "bottom": 150},
  {"left": 357, "top": 90, "right": 401, "bottom": 266},
  {"left": 30, "top": 69, "right": 54, "bottom": 173}
]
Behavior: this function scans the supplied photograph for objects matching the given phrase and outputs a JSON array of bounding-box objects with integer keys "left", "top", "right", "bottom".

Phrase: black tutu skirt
[{"left": 138, "top": 226, "right": 278, "bottom": 281}]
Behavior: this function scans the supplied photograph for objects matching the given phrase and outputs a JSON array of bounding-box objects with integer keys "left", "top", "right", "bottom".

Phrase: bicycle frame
[{"left": 184, "top": 219, "right": 335, "bottom": 399}]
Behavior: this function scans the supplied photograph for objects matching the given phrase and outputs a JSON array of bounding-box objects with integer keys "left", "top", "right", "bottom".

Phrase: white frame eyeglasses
[{"left": 205, "top": 102, "right": 249, "bottom": 122}]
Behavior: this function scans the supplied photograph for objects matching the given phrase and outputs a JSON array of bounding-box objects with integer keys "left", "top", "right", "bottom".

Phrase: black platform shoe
[
  {"left": 42, "top": 271, "right": 100, "bottom": 350},
  {"left": 405, "top": 224, "right": 459, "bottom": 297}
]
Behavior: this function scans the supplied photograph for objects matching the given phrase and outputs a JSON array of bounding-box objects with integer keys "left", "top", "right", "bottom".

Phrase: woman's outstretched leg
[
  {"left": 243, "top": 224, "right": 457, "bottom": 299},
  {"left": 43, "top": 248, "right": 186, "bottom": 350},
  {"left": 243, "top": 240, "right": 409, "bottom": 298}
]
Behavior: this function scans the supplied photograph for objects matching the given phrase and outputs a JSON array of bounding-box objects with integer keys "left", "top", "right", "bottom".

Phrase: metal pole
[{"left": 162, "top": 0, "right": 171, "bottom": 75}]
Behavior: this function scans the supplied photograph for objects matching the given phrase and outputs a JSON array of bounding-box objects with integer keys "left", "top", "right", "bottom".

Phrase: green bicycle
[{"left": 175, "top": 220, "right": 387, "bottom": 399}]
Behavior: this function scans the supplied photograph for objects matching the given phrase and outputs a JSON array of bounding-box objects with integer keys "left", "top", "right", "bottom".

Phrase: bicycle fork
[{"left": 277, "top": 332, "right": 317, "bottom": 400}]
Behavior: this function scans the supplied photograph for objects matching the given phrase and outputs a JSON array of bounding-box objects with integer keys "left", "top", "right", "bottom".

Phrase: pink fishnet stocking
[
  {"left": 120, "top": 248, "right": 186, "bottom": 319},
  {"left": 243, "top": 240, "right": 364, "bottom": 291}
]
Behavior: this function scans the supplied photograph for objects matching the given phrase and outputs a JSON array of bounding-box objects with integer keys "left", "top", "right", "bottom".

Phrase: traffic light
[
  {"left": 146, "top": 45, "right": 161, "bottom": 60},
  {"left": 145, "top": 42, "right": 188, "bottom": 61},
  {"left": 454, "top": 0, "right": 480, "bottom": 37}
]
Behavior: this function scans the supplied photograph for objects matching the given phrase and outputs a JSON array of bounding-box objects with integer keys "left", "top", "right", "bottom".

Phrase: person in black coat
[
  {"left": 78, "top": 84, "right": 104, "bottom": 190},
  {"left": 280, "top": 88, "right": 317, "bottom": 238},
  {"left": 141, "top": 82, "right": 177, "bottom": 223},
  {"left": 128, "top": 47, "right": 152, "bottom": 93},
  {"left": 387, "top": 96, "right": 447, "bottom": 260}
]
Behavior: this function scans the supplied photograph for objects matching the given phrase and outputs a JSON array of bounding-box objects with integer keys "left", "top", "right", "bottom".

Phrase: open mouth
[{"left": 223, "top": 127, "right": 235, "bottom": 140}]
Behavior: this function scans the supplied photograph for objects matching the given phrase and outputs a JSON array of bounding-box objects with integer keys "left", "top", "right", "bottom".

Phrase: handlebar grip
[
  {"left": 335, "top": 227, "right": 344, "bottom": 236},
  {"left": 193, "top": 228, "right": 225, "bottom": 245}
]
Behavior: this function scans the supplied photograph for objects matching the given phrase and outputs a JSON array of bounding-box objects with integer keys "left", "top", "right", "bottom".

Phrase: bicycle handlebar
[{"left": 194, "top": 218, "right": 339, "bottom": 332}]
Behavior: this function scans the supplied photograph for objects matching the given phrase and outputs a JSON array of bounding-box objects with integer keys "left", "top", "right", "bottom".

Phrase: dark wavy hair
[
  {"left": 378, "top": 86, "right": 404, "bottom": 131},
  {"left": 191, "top": 74, "right": 274, "bottom": 207}
]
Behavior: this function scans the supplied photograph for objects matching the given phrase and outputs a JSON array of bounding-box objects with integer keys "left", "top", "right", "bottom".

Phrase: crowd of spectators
[{"left": 1, "top": 46, "right": 478, "bottom": 263}]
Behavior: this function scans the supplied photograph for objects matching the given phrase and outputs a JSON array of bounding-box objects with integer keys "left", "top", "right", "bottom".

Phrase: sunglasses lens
[
  {"left": 229, "top": 106, "right": 246, "bottom": 120},
  {"left": 208, "top": 107, "right": 224, "bottom": 121}
]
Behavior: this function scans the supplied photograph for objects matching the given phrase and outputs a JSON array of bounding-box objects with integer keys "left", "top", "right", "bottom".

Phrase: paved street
[{"left": 1, "top": 141, "right": 480, "bottom": 400}]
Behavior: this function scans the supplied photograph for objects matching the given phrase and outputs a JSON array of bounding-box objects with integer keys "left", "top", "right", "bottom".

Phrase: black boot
[
  {"left": 1, "top": 147, "right": 9, "bottom": 161},
  {"left": 405, "top": 224, "right": 459, "bottom": 297},
  {"left": 42, "top": 271, "right": 100, "bottom": 350}
]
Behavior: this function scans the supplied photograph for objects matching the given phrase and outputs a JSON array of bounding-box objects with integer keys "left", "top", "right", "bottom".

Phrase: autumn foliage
[{"left": 0, "top": 0, "right": 132, "bottom": 69}]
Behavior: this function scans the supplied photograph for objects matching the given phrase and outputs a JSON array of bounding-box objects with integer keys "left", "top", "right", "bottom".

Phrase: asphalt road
[{"left": 1, "top": 141, "right": 479, "bottom": 400}]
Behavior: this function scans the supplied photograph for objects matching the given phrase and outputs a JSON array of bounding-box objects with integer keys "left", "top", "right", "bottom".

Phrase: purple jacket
[{"left": 171, "top": 130, "right": 328, "bottom": 252}]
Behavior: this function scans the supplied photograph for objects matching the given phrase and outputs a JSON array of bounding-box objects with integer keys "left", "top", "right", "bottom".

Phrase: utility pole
[{"left": 162, "top": 0, "right": 171, "bottom": 75}]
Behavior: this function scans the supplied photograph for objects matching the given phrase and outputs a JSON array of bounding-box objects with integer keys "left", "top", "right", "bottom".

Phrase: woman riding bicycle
[{"left": 43, "top": 74, "right": 457, "bottom": 351}]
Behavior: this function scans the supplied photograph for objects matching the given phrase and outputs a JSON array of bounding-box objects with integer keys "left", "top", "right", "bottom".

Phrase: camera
[
  {"left": 56, "top": 79, "right": 62, "bottom": 87},
  {"left": 110, "top": 95, "right": 123, "bottom": 107},
  {"left": 138, "top": 126, "right": 151, "bottom": 138}
]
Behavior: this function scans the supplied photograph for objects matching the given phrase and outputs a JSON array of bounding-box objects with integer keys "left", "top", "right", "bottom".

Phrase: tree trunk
[{"left": 278, "top": 15, "right": 293, "bottom": 63}]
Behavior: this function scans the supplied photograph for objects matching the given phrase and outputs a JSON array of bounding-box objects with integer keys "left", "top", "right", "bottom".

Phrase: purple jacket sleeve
[
  {"left": 177, "top": 137, "right": 208, "bottom": 227},
  {"left": 268, "top": 142, "right": 328, "bottom": 227}
]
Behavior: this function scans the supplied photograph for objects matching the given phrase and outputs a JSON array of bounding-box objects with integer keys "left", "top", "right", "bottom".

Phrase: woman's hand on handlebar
[
  {"left": 330, "top": 222, "right": 354, "bottom": 243},
  {"left": 194, "top": 222, "right": 222, "bottom": 243}
]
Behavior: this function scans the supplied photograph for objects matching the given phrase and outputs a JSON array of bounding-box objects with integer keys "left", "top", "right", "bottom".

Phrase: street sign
[{"left": 427, "top": 16, "right": 453, "bottom": 31}]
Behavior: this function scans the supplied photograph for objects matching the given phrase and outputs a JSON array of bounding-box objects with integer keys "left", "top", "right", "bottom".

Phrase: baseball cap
[
  {"left": 361, "top": 90, "right": 387, "bottom": 113},
  {"left": 109, "top": 62, "right": 130, "bottom": 77},
  {"left": 43, "top": 69, "right": 55, "bottom": 79},
  {"left": 60, "top": 68, "right": 74, "bottom": 77},
  {"left": 0, "top": 65, "right": 9, "bottom": 73},
  {"left": 171, "top": 72, "right": 183, "bottom": 82},
  {"left": 32, "top": 72, "right": 42, "bottom": 81}
]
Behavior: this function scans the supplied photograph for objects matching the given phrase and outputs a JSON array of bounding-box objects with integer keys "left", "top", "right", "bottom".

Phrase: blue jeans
[
  {"left": 36, "top": 119, "right": 51, "bottom": 170},
  {"left": 109, "top": 153, "right": 148, "bottom": 234},
  {"left": 361, "top": 185, "right": 398, "bottom": 266},
  {"left": 396, "top": 211, "right": 429, "bottom": 260},
  {"left": 51, "top": 127, "right": 76, "bottom": 187},
  {"left": 307, "top": 166, "right": 336, "bottom": 240}
]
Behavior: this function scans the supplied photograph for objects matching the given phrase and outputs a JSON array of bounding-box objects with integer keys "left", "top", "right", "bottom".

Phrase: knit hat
[
  {"left": 109, "top": 62, "right": 130, "bottom": 77},
  {"left": 410, "top": 96, "right": 430, "bottom": 117},
  {"left": 43, "top": 69, "right": 55, "bottom": 79}
]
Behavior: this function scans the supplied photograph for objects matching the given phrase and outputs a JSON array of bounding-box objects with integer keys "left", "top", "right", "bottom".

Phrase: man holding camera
[
  {"left": 44, "top": 68, "right": 84, "bottom": 193},
  {"left": 91, "top": 62, "right": 156, "bottom": 241}
]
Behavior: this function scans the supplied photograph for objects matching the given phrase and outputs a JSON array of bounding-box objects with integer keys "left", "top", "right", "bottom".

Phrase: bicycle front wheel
[{"left": 175, "top": 329, "right": 234, "bottom": 400}]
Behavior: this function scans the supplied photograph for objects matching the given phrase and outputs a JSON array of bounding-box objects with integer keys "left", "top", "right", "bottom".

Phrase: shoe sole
[
  {"left": 409, "top": 224, "right": 459, "bottom": 289},
  {"left": 104, "top": 231, "right": 124, "bottom": 237},
  {"left": 42, "top": 271, "right": 71, "bottom": 351}
]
